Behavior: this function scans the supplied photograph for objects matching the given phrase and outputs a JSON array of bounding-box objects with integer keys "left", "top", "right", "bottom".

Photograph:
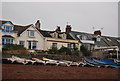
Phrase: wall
[
  {"left": 17, "top": 26, "right": 44, "bottom": 51},
  {"left": 44, "top": 37, "right": 80, "bottom": 50},
  {"left": 92, "top": 51, "right": 109, "bottom": 58}
]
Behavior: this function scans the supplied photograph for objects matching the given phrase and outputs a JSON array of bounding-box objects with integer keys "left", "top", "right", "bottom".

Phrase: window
[
  {"left": 4, "top": 26, "right": 12, "bottom": 32},
  {"left": 82, "top": 36, "right": 87, "bottom": 40},
  {"left": 28, "top": 30, "right": 35, "bottom": 37},
  {"left": 28, "top": 41, "right": 37, "bottom": 49},
  {"left": 68, "top": 43, "right": 74, "bottom": 48},
  {"left": 62, "top": 33, "right": 66, "bottom": 39},
  {"left": 2, "top": 38, "right": 13, "bottom": 45},
  {"left": 53, "top": 33, "right": 58, "bottom": 38},
  {"left": 33, "top": 42, "right": 37, "bottom": 49},
  {"left": 52, "top": 43, "right": 57, "bottom": 48},
  {"left": 19, "top": 41, "right": 25, "bottom": 46},
  {"left": 97, "top": 35, "right": 101, "bottom": 41}
]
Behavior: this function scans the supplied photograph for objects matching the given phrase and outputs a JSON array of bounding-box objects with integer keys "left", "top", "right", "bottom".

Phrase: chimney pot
[
  {"left": 66, "top": 25, "right": 71, "bottom": 32},
  {"left": 94, "top": 30, "right": 101, "bottom": 36},
  {"left": 35, "top": 20, "right": 41, "bottom": 29},
  {"left": 55, "top": 26, "right": 61, "bottom": 33}
]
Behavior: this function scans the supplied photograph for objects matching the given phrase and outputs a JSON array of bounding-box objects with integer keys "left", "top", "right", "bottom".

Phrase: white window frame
[
  {"left": 62, "top": 33, "right": 66, "bottom": 39},
  {"left": 28, "top": 41, "right": 37, "bottom": 49},
  {"left": 19, "top": 41, "right": 25, "bottom": 46},
  {"left": 2, "top": 38, "right": 13, "bottom": 45},
  {"left": 28, "top": 30, "right": 35, "bottom": 37},
  {"left": 52, "top": 43, "right": 57, "bottom": 48},
  {"left": 4, "top": 25, "right": 12, "bottom": 32},
  {"left": 53, "top": 32, "right": 58, "bottom": 38}
]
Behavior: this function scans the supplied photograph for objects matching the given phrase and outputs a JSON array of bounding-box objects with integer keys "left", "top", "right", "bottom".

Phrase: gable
[
  {"left": 19, "top": 25, "right": 44, "bottom": 38},
  {"left": 0, "top": 21, "right": 13, "bottom": 26},
  {"left": 1, "top": 22, "right": 14, "bottom": 29}
]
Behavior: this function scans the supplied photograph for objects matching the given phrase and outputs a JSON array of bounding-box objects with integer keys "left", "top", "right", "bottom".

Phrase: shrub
[
  {"left": 47, "top": 47, "right": 58, "bottom": 54},
  {"left": 58, "top": 46, "right": 72, "bottom": 55},
  {"left": 80, "top": 45, "right": 91, "bottom": 56},
  {"left": 2, "top": 44, "right": 27, "bottom": 51}
]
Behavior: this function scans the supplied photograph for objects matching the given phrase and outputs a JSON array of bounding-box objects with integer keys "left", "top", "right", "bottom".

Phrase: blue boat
[
  {"left": 100, "top": 59, "right": 118, "bottom": 66},
  {"left": 93, "top": 58, "right": 120, "bottom": 68},
  {"left": 83, "top": 57, "right": 103, "bottom": 67}
]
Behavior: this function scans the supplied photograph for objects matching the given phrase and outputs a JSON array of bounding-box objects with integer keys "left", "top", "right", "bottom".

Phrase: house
[
  {"left": 69, "top": 30, "right": 120, "bottom": 52},
  {"left": 0, "top": 20, "right": 80, "bottom": 52}
]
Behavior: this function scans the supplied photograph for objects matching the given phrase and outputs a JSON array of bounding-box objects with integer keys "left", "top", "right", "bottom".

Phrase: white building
[{"left": 0, "top": 20, "right": 80, "bottom": 52}]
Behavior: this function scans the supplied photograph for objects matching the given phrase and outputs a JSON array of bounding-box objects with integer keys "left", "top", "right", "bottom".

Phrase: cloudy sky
[{"left": 1, "top": 2, "right": 118, "bottom": 37}]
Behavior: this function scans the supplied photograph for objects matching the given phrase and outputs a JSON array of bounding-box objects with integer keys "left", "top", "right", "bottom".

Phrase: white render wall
[
  {"left": 1, "top": 23, "right": 81, "bottom": 51},
  {"left": 44, "top": 40, "right": 68, "bottom": 50},
  {"left": 17, "top": 26, "right": 45, "bottom": 50},
  {"left": 44, "top": 37, "right": 80, "bottom": 50}
]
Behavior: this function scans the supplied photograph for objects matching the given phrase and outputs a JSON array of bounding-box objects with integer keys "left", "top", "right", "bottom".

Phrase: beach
[{"left": 2, "top": 64, "right": 119, "bottom": 80}]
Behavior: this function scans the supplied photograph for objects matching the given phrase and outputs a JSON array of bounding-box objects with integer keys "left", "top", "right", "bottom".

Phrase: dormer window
[
  {"left": 62, "top": 33, "right": 66, "bottom": 39},
  {"left": 96, "top": 35, "right": 101, "bottom": 41},
  {"left": 82, "top": 35, "right": 87, "bottom": 40},
  {"left": 4, "top": 25, "right": 12, "bottom": 32},
  {"left": 28, "top": 30, "right": 34, "bottom": 37},
  {"left": 53, "top": 32, "right": 58, "bottom": 38}
]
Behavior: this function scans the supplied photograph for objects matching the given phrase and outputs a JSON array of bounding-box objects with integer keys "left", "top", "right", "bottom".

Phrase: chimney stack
[
  {"left": 55, "top": 26, "right": 61, "bottom": 33},
  {"left": 66, "top": 25, "right": 71, "bottom": 33},
  {"left": 94, "top": 30, "right": 101, "bottom": 36},
  {"left": 35, "top": 20, "right": 41, "bottom": 29}
]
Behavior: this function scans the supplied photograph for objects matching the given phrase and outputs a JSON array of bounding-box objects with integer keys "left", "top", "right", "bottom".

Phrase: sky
[{"left": 1, "top": 2, "right": 118, "bottom": 37}]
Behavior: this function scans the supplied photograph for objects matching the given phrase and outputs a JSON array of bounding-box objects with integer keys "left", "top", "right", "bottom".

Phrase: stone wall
[{"left": 92, "top": 51, "right": 109, "bottom": 58}]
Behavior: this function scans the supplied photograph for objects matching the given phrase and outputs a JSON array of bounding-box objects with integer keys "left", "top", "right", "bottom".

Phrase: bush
[
  {"left": 58, "top": 46, "right": 72, "bottom": 55},
  {"left": 80, "top": 45, "right": 91, "bottom": 56},
  {"left": 47, "top": 47, "right": 58, "bottom": 54},
  {"left": 47, "top": 46, "right": 80, "bottom": 56},
  {"left": 2, "top": 44, "right": 27, "bottom": 51}
]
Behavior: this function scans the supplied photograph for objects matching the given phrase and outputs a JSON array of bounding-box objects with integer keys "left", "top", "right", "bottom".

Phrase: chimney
[
  {"left": 66, "top": 25, "right": 71, "bottom": 33},
  {"left": 94, "top": 30, "right": 101, "bottom": 36},
  {"left": 35, "top": 20, "right": 41, "bottom": 29},
  {"left": 55, "top": 26, "right": 61, "bottom": 33}
]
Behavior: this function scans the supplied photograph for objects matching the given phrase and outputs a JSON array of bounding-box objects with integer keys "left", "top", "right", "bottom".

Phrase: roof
[
  {"left": 0, "top": 20, "right": 33, "bottom": 35},
  {"left": 0, "top": 20, "right": 13, "bottom": 25},
  {"left": 14, "top": 24, "right": 33, "bottom": 36},
  {"left": 70, "top": 31, "right": 120, "bottom": 48},
  {"left": 37, "top": 29, "right": 52, "bottom": 37},
  {"left": 2, "top": 35, "right": 14, "bottom": 38},
  {"left": 37, "top": 29, "right": 74, "bottom": 40}
]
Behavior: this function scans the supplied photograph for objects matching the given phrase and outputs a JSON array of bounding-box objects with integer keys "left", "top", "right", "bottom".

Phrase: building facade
[
  {"left": 69, "top": 30, "right": 120, "bottom": 51},
  {"left": 0, "top": 20, "right": 80, "bottom": 52}
]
